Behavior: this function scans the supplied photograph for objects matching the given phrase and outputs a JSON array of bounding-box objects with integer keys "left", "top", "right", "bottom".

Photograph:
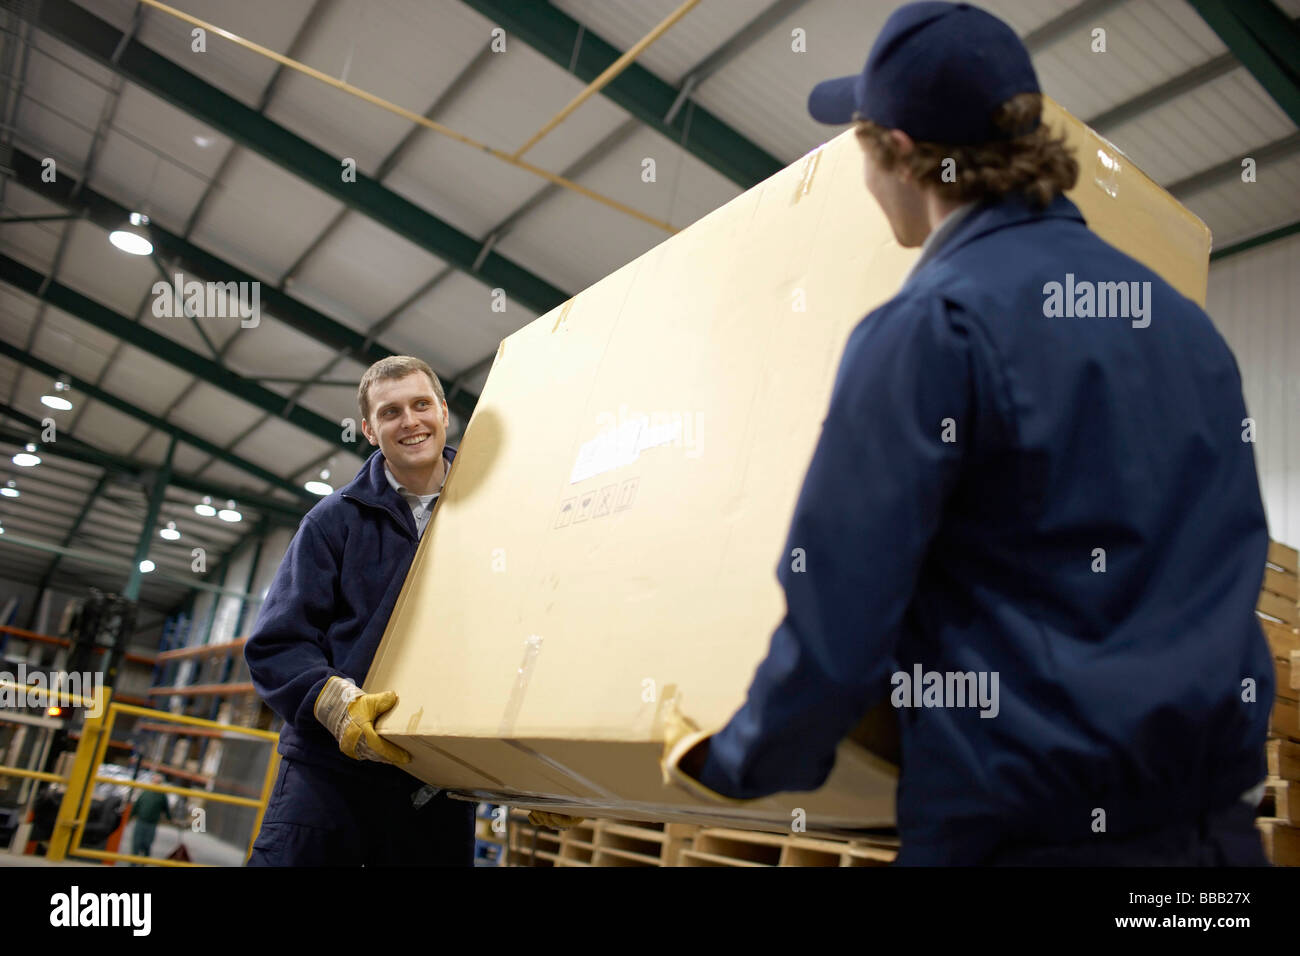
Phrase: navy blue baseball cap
[{"left": 807, "top": 2, "right": 1040, "bottom": 144}]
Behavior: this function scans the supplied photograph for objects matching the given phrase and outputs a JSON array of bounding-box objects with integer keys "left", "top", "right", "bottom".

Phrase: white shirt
[{"left": 383, "top": 459, "right": 447, "bottom": 538}]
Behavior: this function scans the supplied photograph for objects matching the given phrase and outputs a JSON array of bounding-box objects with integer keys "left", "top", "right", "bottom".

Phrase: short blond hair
[{"left": 357, "top": 356, "right": 445, "bottom": 421}]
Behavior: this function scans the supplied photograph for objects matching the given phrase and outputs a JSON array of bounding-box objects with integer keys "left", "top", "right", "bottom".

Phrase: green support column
[
  {"left": 124, "top": 434, "right": 176, "bottom": 602},
  {"left": 23, "top": 472, "right": 110, "bottom": 630},
  {"left": 198, "top": 563, "right": 230, "bottom": 649},
  {"left": 232, "top": 527, "right": 267, "bottom": 640}
]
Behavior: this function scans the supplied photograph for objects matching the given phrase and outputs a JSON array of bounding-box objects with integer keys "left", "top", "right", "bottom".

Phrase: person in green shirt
[{"left": 129, "top": 784, "right": 173, "bottom": 861}]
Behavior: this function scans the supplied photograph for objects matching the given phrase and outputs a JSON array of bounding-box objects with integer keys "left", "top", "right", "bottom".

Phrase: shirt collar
[
  {"left": 903, "top": 201, "right": 978, "bottom": 282},
  {"left": 384, "top": 459, "right": 448, "bottom": 500}
]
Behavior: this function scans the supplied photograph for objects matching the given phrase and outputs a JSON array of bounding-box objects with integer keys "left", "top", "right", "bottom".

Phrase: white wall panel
[{"left": 1205, "top": 233, "right": 1300, "bottom": 548}]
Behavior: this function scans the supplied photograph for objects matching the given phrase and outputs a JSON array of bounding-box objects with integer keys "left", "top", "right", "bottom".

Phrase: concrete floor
[{"left": 1, "top": 820, "right": 249, "bottom": 866}]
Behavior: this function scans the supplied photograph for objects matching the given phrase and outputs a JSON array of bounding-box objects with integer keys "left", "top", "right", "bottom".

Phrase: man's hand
[
  {"left": 314, "top": 676, "right": 411, "bottom": 765},
  {"left": 659, "top": 699, "right": 746, "bottom": 805},
  {"left": 527, "top": 810, "right": 586, "bottom": 829}
]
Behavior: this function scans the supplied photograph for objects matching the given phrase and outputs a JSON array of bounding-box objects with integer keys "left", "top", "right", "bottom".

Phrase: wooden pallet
[
  {"left": 1261, "top": 541, "right": 1299, "bottom": 626},
  {"left": 1270, "top": 541, "right": 1299, "bottom": 577},
  {"left": 1257, "top": 818, "right": 1300, "bottom": 866},
  {"left": 502, "top": 813, "right": 685, "bottom": 867},
  {"left": 1262, "top": 618, "right": 1299, "bottom": 661},
  {"left": 1266, "top": 738, "right": 1300, "bottom": 781},
  {"left": 592, "top": 820, "right": 698, "bottom": 867},
  {"left": 1272, "top": 697, "right": 1299, "bottom": 741},
  {"left": 507, "top": 816, "right": 565, "bottom": 867},
  {"left": 502, "top": 811, "right": 899, "bottom": 867},
  {"left": 678, "top": 827, "right": 897, "bottom": 867},
  {"left": 1260, "top": 777, "right": 1299, "bottom": 825}
]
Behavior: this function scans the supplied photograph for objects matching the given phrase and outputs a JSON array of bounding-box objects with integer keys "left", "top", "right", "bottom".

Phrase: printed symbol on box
[
  {"left": 555, "top": 497, "right": 576, "bottom": 529},
  {"left": 593, "top": 484, "right": 616, "bottom": 518},
  {"left": 574, "top": 492, "right": 596, "bottom": 523},
  {"left": 615, "top": 477, "right": 639, "bottom": 512}
]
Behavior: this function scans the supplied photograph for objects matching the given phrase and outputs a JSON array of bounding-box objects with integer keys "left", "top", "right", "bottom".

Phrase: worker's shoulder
[{"left": 293, "top": 491, "right": 365, "bottom": 548}]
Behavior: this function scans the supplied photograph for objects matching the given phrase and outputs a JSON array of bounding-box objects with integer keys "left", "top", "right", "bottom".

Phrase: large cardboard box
[{"left": 367, "top": 99, "right": 1211, "bottom": 833}]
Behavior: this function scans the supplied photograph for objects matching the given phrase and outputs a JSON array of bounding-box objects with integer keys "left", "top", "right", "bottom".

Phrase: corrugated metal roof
[
  {"left": 551, "top": 0, "right": 776, "bottom": 86},
  {"left": 0, "top": 0, "right": 1297, "bottom": 617},
  {"left": 1103, "top": 68, "right": 1295, "bottom": 186}
]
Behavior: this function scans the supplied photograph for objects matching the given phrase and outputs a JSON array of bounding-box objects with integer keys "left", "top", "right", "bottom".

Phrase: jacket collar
[
  {"left": 901, "top": 193, "right": 1085, "bottom": 291},
  {"left": 340, "top": 445, "right": 456, "bottom": 533}
]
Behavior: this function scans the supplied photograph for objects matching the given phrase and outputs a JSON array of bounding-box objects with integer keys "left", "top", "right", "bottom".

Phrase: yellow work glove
[
  {"left": 527, "top": 810, "right": 586, "bottom": 829},
  {"left": 313, "top": 675, "right": 411, "bottom": 765},
  {"left": 659, "top": 699, "right": 746, "bottom": 805}
]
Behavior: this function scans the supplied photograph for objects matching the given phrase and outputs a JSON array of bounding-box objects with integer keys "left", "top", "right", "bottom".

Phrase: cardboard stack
[{"left": 368, "top": 98, "right": 1213, "bottom": 833}]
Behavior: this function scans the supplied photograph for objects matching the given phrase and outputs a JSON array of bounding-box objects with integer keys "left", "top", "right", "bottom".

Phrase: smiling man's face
[{"left": 361, "top": 373, "right": 449, "bottom": 478}]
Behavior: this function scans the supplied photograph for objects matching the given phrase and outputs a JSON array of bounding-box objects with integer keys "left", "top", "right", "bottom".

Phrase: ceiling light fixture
[
  {"left": 217, "top": 499, "right": 242, "bottom": 523},
  {"left": 12, "top": 443, "right": 40, "bottom": 467},
  {"left": 139, "top": 559, "right": 155, "bottom": 573},
  {"left": 194, "top": 495, "right": 216, "bottom": 517},
  {"left": 1, "top": 480, "right": 19, "bottom": 498},
  {"left": 305, "top": 467, "right": 332, "bottom": 496},
  {"left": 159, "top": 520, "right": 180, "bottom": 541},
  {"left": 109, "top": 211, "right": 153, "bottom": 256},
  {"left": 40, "top": 376, "right": 73, "bottom": 411}
]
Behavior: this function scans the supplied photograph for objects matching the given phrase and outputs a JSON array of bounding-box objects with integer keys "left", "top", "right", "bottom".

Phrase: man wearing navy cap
[{"left": 664, "top": 2, "right": 1273, "bottom": 865}]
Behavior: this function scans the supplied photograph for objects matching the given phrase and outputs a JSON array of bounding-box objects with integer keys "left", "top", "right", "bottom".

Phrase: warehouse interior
[{"left": 0, "top": 0, "right": 1297, "bottom": 869}]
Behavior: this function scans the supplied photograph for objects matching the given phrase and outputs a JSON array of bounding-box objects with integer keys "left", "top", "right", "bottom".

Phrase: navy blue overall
[
  {"left": 696, "top": 195, "right": 1273, "bottom": 866},
  {"left": 246, "top": 447, "right": 473, "bottom": 866}
]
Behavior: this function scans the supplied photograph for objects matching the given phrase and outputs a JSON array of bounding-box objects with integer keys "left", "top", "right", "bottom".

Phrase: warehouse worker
[
  {"left": 245, "top": 356, "right": 474, "bottom": 865},
  {"left": 663, "top": 1, "right": 1274, "bottom": 865},
  {"left": 129, "top": 777, "right": 173, "bottom": 862}
]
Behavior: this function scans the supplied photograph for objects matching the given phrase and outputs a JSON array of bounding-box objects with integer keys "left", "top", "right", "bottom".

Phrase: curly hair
[{"left": 854, "top": 93, "right": 1078, "bottom": 209}]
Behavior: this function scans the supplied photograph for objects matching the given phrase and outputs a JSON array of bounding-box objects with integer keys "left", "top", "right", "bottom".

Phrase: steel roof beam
[
  {"left": 0, "top": 251, "right": 365, "bottom": 457},
  {"left": 1022, "top": 0, "right": 1130, "bottom": 53},
  {"left": 0, "top": 410, "right": 305, "bottom": 524},
  {"left": 1187, "top": 0, "right": 1300, "bottom": 127},
  {"left": 5, "top": 148, "right": 481, "bottom": 427},
  {"left": 460, "top": 0, "right": 783, "bottom": 187},
  {"left": 0, "top": 334, "right": 316, "bottom": 502},
  {"left": 1166, "top": 130, "right": 1300, "bottom": 198},
  {"left": 27, "top": 0, "right": 570, "bottom": 317}
]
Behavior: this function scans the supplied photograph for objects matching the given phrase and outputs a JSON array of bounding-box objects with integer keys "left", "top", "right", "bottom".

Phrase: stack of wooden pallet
[
  {"left": 677, "top": 827, "right": 897, "bottom": 867},
  {"left": 488, "top": 809, "right": 898, "bottom": 867},
  {"left": 1258, "top": 539, "right": 1300, "bottom": 866}
]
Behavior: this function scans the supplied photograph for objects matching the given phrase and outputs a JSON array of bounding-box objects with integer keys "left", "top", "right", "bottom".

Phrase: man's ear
[
  {"left": 887, "top": 129, "right": 916, "bottom": 182},
  {"left": 361, "top": 416, "right": 378, "bottom": 446}
]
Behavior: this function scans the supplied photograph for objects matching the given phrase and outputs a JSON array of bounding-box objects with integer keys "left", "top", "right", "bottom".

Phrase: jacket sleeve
[
  {"left": 696, "top": 294, "right": 976, "bottom": 798},
  {"left": 243, "top": 515, "right": 345, "bottom": 733}
]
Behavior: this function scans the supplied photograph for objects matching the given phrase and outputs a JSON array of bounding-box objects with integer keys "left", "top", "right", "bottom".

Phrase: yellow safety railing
[
  {"left": 0, "top": 677, "right": 104, "bottom": 792},
  {"left": 0, "top": 679, "right": 110, "bottom": 858},
  {"left": 1, "top": 680, "right": 280, "bottom": 866}
]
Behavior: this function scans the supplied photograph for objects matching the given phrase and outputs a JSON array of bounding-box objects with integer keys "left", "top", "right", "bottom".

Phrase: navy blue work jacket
[
  {"left": 245, "top": 446, "right": 454, "bottom": 776},
  {"left": 696, "top": 194, "right": 1274, "bottom": 864}
]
